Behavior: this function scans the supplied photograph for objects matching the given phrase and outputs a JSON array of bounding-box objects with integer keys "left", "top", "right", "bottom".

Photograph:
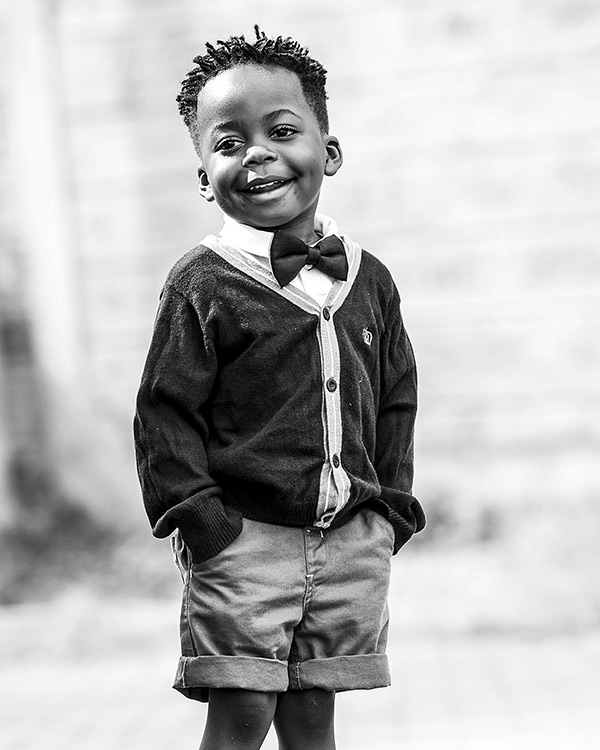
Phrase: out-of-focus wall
[{"left": 1, "top": 0, "right": 599, "bottom": 622}]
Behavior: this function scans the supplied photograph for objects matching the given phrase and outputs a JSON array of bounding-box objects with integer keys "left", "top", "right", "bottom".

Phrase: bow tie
[{"left": 270, "top": 232, "right": 348, "bottom": 288}]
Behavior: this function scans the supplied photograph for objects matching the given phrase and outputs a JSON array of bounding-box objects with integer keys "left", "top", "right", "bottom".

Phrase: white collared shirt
[{"left": 218, "top": 213, "right": 341, "bottom": 306}]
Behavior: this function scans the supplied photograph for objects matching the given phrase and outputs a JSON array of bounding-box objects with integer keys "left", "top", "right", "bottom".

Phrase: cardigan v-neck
[{"left": 218, "top": 212, "right": 340, "bottom": 306}]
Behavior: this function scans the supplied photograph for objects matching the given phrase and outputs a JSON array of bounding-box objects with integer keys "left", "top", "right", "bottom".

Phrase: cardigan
[{"left": 134, "top": 231, "right": 425, "bottom": 563}]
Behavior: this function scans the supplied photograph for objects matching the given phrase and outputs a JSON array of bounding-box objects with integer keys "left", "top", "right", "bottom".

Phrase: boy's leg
[
  {"left": 273, "top": 689, "right": 336, "bottom": 750},
  {"left": 199, "top": 689, "right": 277, "bottom": 750}
]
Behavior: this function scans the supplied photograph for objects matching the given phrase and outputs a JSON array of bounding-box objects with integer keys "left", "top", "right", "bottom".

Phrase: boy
[{"left": 134, "top": 27, "right": 425, "bottom": 750}]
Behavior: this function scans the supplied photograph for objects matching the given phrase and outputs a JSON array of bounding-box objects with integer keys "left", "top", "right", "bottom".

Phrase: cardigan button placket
[{"left": 315, "top": 296, "right": 350, "bottom": 525}]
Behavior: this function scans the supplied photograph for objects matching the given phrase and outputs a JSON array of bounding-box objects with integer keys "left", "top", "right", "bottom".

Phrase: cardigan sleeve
[
  {"left": 133, "top": 285, "right": 242, "bottom": 563},
  {"left": 374, "top": 303, "right": 426, "bottom": 551}
]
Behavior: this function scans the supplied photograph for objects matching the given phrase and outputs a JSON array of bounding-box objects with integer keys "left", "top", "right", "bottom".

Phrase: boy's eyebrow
[
  {"left": 209, "top": 119, "right": 243, "bottom": 137},
  {"left": 263, "top": 108, "right": 302, "bottom": 122}
]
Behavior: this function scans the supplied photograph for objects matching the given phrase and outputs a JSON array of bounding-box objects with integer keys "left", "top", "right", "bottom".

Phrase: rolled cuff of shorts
[
  {"left": 173, "top": 655, "right": 289, "bottom": 701},
  {"left": 288, "top": 654, "right": 391, "bottom": 692}
]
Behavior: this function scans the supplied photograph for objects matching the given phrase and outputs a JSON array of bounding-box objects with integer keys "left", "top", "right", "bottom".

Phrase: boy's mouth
[{"left": 241, "top": 176, "right": 291, "bottom": 194}]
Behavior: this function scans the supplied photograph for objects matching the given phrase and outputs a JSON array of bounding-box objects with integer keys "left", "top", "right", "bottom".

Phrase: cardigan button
[
  {"left": 332, "top": 454, "right": 340, "bottom": 468},
  {"left": 323, "top": 307, "right": 331, "bottom": 321},
  {"left": 326, "top": 378, "right": 337, "bottom": 392}
]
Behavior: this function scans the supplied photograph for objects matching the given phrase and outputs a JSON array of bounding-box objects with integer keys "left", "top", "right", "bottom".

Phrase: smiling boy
[
  {"left": 194, "top": 64, "right": 339, "bottom": 239},
  {"left": 134, "top": 27, "right": 425, "bottom": 750}
]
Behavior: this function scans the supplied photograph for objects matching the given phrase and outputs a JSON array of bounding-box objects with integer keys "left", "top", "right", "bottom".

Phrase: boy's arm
[
  {"left": 133, "top": 286, "right": 242, "bottom": 563},
  {"left": 374, "top": 302, "right": 426, "bottom": 552}
]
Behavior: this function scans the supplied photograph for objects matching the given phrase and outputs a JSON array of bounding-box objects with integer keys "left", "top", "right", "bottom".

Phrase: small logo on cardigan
[{"left": 362, "top": 327, "right": 373, "bottom": 346}]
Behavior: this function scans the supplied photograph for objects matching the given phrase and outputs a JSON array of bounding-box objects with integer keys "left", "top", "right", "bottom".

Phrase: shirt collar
[{"left": 218, "top": 213, "right": 340, "bottom": 258}]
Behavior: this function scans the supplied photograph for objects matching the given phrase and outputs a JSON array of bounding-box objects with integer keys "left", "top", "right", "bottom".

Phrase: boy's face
[{"left": 194, "top": 65, "right": 342, "bottom": 242}]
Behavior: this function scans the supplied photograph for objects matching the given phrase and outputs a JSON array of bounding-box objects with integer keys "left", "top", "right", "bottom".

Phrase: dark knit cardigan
[{"left": 134, "top": 234, "right": 425, "bottom": 563}]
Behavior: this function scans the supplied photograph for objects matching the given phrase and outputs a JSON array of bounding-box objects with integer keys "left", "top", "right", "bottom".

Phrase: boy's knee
[
  {"left": 230, "top": 689, "right": 275, "bottom": 727},
  {"left": 206, "top": 688, "right": 277, "bottom": 742},
  {"left": 274, "top": 689, "right": 336, "bottom": 750}
]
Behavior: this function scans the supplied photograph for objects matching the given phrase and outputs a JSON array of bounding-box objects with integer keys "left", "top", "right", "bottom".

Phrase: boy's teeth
[{"left": 249, "top": 181, "right": 280, "bottom": 191}]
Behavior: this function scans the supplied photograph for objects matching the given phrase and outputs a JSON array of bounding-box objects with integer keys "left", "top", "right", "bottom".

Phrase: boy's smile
[{"left": 194, "top": 65, "right": 343, "bottom": 243}]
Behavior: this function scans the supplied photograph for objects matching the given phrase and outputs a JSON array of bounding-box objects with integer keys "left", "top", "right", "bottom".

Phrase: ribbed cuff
[
  {"left": 378, "top": 488, "right": 426, "bottom": 552},
  {"left": 154, "top": 494, "right": 243, "bottom": 563}
]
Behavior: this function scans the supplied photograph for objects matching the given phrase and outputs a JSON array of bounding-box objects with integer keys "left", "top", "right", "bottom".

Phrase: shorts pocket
[
  {"left": 189, "top": 517, "right": 250, "bottom": 574},
  {"left": 367, "top": 509, "right": 396, "bottom": 553},
  {"left": 171, "top": 529, "right": 191, "bottom": 580}
]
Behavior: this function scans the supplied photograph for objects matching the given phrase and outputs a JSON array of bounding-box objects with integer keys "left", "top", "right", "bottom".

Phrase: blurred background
[{"left": 1, "top": 0, "right": 599, "bottom": 748}]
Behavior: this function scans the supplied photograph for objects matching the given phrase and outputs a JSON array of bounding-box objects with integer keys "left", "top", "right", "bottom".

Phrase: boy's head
[{"left": 176, "top": 27, "right": 343, "bottom": 240}]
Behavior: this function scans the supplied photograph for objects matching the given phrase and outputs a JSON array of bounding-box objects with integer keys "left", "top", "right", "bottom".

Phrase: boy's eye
[
  {"left": 271, "top": 125, "right": 297, "bottom": 139},
  {"left": 215, "top": 137, "right": 243, "bottom": 153}
]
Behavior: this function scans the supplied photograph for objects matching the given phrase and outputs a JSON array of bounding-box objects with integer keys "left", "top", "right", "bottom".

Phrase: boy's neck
[
  {"left": 252, "top": 211, "right": 321, "bottom": 245},
  {"left": 220, "top": 212, "right": 338, "bottom": 250}
]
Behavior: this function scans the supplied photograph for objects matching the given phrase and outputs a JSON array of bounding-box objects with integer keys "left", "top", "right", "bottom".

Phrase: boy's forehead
[{"left": 195, "top": 65, "right": 312, "bottom": 132}]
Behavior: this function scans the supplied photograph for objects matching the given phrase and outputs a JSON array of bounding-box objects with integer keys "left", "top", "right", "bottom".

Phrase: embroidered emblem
[{"left": 362, "top": 327, "right": 373, "bottom": 346}]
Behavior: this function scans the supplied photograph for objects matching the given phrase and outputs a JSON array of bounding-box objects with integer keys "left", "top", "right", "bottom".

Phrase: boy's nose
[{"left": 241, "top": 144, "right": 277, "bottom": 168}]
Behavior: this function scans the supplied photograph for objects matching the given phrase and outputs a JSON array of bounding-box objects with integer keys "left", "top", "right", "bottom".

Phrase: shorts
[{"left": 170, "top": 507, "right": 394, "bottom": 702}]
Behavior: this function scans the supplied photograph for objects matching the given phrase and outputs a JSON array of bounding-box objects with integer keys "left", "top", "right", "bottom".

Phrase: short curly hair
[{"left": 177, "top": 25, "right": 330, "bottom": 144}]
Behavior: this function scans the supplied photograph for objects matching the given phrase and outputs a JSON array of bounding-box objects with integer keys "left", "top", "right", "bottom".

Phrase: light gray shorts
[{"left": 170, "top": 507, "right": 394, "bottom": 701}]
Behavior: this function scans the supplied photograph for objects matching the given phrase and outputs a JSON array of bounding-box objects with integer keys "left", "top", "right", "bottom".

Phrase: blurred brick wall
[{"left": 3, "top": 0, "right": 600, "bottom": 519}]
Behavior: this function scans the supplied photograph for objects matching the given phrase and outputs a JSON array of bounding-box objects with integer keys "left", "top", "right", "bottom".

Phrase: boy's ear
[
  {"left": 197, "top": 165, "right": 214, "bottom": 202},
  {"left": 323, "top": 135, "right": 343, "bottom": 177}
]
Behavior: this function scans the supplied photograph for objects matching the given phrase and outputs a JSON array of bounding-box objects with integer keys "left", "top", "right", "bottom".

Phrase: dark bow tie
[{"left": 270, "top": 232, "right": 348, "bottom": 288}]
